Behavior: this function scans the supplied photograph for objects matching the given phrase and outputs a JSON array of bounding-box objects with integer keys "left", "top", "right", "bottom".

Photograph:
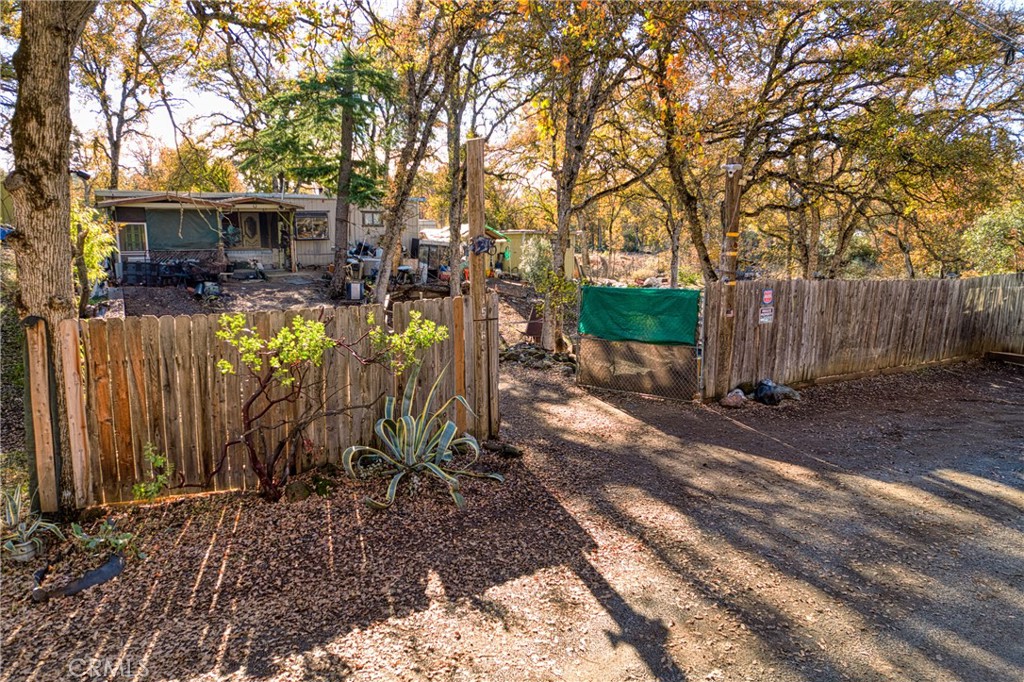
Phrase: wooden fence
[
  {"left": 35, "top": 294, "right": 499, "bottom": 508},
  {"left": 703, "top": 273, "right": 1024, "bottom": 399}
]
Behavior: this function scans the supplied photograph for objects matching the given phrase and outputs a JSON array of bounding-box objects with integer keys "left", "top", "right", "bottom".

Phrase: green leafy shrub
[
  {"left": 132, "top": 443, "right": 174, "bottom": 502},
  {"left": 368, "top": 309, "right": 448, "bottom": 373},
  {"left": 342, "top": 363, "right": 503, "bottom": 509},
  {"left": 70, "top": 519, "right": 142, "bottom": 558},
  {"left": 212, "top": 311, "right": 448, "bottom": 501},
  {"left": 214, "top": 313, "right": 338, "bottom": 501}
]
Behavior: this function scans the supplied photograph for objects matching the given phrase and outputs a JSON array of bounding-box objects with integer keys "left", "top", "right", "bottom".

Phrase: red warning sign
[{"left": 762, "top": 288, "right": 774, "bottom": 306}]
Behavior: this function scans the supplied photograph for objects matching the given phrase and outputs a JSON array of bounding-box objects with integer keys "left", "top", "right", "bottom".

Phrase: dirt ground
[
  {"left": 119, "top": 276, "right": 341, "bottom": 317},
  {"left": 1, "top": 357, "right": 1021, "bottom": 682}
]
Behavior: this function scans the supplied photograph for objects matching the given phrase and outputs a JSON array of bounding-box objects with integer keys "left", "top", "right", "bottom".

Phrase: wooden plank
[
  {"left": 263, "top": 310, "right": 290, "bottom": 472},
  {"left": 730, "top": 281, "right": 749, "bottom": 388},
  {"left": 944, "top": 279, "right": 967, "bottom": 359},
  {"left": 218, "top": 314, "right": 246, "bottom": 490},
  {"left": 206, "top": 312, "right": 229, "bottom": 490},
  {"left": 191, "top": 313, "right": 214, "bottom": 490},
  {"left": 916, "top": 280, "right": 939, "bottom": 365},
  {"left": 313, "top": 307, "right": 330, "bottom": 466},
  {"left": 452, "top": 296, "right": 467, "bottom": 429},
  {"left": 346, "top": 306, "right": 368, "bottom": 448},
  {"left": 157, "top": 315, "right": 184, "bottom": 495},
  {"left": 79, "top": 323, "right": 102, "bottom": 504},
  {"left": 886, "top": 280, "right": 910, "bottom": 369},
  {"left": 299, "top": 308, "right": 327, "bottom": 469},
  {"left": 443, "top": 297, "right": 457, "bottom": 424},
  {"left": 356, "top": 305, "right": 377, "bottom": 446},
  {"left": 870, "top": 281, "right": 893, "bottom": 370},
  {"left": 914, "top": 280, "right": 935, "bottom": 364},
  {"left": 58, "top": 320, "right": 90, "bottom": 508},
  {"left": 462, "top": 296, "right": 478, "bottom": 437},
  {"left": 1012, "top": 282, "right": 1024, "bottom": 354},
  {"left": 488, "top": 292, "right": 501, "bottom": 437},
  {"left": 429, "top": 298, "right": 444, "bottom": 415},
  {"left": 24, "top": 319, "right": 58, "bottom": 513},
  {"left": 173, "top": 315, "right": 200, "bottom": 494},
  {"left": 931, "top": 280, "right": 953, "bottom": 363},
  {"left": 797, "top": 279, "right": 820, "bottom": 383},
  {"left": 370, "top": 304, "right": 389, "bottom": 437},
  {"left": 322, "top": 308, "right": 343, "bottom": 464},
  {"left": 764, "top": 279, "right": 783, "bottom": 383},
  {"left": 140, "top": 317, "right": 166, "bottom": 480},
  {"left": 338, "top": 306, "right": 359, "bottom": 454},
  {"left": 105, "top": 318, "right": 137, "bottom": 502},
  {"left": 258, "top": 311, "right": 285, "bottom": 479},
  {"left": 867, "top": 280, "right": 887, "bottom": 370},
  {"left": 123, "top": 317, "right": 152, "bottom": 494},
  {"left": 86, "top": 318, "right": 119, "bottom": 505},
  {"left": 705, "top": 283, "right": 721, "bottom": 398}
]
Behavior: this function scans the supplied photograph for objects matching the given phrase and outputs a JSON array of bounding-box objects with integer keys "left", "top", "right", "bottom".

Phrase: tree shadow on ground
[
  {"left": 502, "top": 362, "right": 1024, "bottom": 681},
  {"left": 0, "top": 456, "right": 684, "bottom": 681}
]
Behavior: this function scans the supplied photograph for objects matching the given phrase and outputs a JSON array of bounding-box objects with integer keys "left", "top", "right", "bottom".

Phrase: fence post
[
  {"left": 22, "top": 316, "right": 60, "bottom": 513},
  {"left": 466, "top": 137, "right": 494, "bottom": 438},
  {"left": 715, "top": 157, "right": 744, "bottom": 398}
]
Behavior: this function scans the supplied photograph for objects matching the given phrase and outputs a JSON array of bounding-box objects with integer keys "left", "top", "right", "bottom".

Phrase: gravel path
[{"left": 1, "top": 360, "right": 1021, "bottom": 682}]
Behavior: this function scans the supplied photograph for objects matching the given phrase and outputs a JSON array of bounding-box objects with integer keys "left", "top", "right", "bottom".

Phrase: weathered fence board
[
  {"left": 58, "top": 320, "right": 90, "bottom": 509},
  {"left": 24, "top": 319, "right": 58, "bottom": 513},
  {"left": 704, "top": 273, "right": 1024, "bottom": 398},
  {"left": 38, "top": 296, "right": 499, "bottom": 508}
]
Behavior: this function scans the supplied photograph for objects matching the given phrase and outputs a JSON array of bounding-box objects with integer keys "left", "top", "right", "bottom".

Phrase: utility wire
[{"left": 950, "top": 2, "right": 1024, "bottom": 54}]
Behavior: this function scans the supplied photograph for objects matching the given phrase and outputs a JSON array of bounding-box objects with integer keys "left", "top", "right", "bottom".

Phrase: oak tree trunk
[
  {"left": 328, "top": 71, "right": 356, "bottom": 299},
  {"left": 4, "top": 0, "right": 98, "bottom": 516},
  {"left": 668, "top": 223, "right": 681, "bottom": 289}
]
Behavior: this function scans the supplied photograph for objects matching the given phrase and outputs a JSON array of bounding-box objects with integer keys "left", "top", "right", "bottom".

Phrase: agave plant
[
  {"left": 343, "top": 363, "right": 504, "bottom": 509},
  {"left": 1, "top": 487, "right": 64, "bottom": 560}
]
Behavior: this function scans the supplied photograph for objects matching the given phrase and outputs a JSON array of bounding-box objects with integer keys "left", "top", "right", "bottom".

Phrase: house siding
[{"left": 94, "top": 190, "right": 423, "bottom": 269}]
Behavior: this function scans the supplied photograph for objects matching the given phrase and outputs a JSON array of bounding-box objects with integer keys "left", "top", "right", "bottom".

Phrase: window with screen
[
  {"left": 119, "top": 223, "right": 147, "bottom": 252},
  {"left": 362, "top": 210, "right": 383, "bottom": 227}
]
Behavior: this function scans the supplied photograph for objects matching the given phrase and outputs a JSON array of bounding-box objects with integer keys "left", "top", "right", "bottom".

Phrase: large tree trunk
[
  {"left": 681, "top": 195, "right": 716, "bottom": 283},
  {"left": 541, "top": 181, "right": 574, "bottom": 351},
  {"left": 655, "top": 46, "right": 717, "bottom": 285},
  {"left": 668, "top": 222, "right": 681, "bottom": 289},
  {"left": 108, "top": 136, "right": 121, "bottom": 190},
  {"left": 328, "top": 70, "right": 355, "bottom": 299},
  {"left": 446, "top": 88, "right": 465, "bottom": 299},
  {"left": 5, "top": 0, "right": 98, "bottom": 517},
  {"left": 805, "top": 205, "right": 820, "bottom": 279},
  {"left": 373, "top": 164, "right": 416, "bottom": 304}
]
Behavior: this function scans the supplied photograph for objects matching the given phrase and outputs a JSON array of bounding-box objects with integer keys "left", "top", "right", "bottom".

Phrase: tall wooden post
[
  {"left": 466, "top": 138, "right": 491, "bottom": 437},
  {"left": 23, "top": 317, "right": 60, "bottom": 513},
  {"left": 715, "top": 156, "right": 743, "bottom": 397}
]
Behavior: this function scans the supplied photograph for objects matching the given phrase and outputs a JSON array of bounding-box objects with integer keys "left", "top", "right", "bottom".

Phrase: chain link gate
[
  {"left": 576, "top": 336, "right": 701, "bottom": 401},
  {"left": 574, "top": 286, "right": 703, "bottom": 402}
]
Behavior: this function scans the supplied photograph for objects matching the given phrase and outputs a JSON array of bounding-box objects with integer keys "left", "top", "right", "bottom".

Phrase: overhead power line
[{"left": 950, "top": 3, "right": 1024, "bottom": 65}]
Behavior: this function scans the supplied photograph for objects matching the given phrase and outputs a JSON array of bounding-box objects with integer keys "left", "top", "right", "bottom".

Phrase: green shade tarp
[
  {"left": 579, "top": 286, "right": 700, "bottom": 346},
  {"left": 146, "top": 208, "right": 221, "bottom": 250}
]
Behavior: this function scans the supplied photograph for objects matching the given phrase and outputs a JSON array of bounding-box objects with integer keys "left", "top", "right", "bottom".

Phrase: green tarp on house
[
  {"left": 146, "top": 208, "right": 221, "bottom": 250},
  {"left": 578, "top": 286, "right": 700, "bottom": 346}
]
